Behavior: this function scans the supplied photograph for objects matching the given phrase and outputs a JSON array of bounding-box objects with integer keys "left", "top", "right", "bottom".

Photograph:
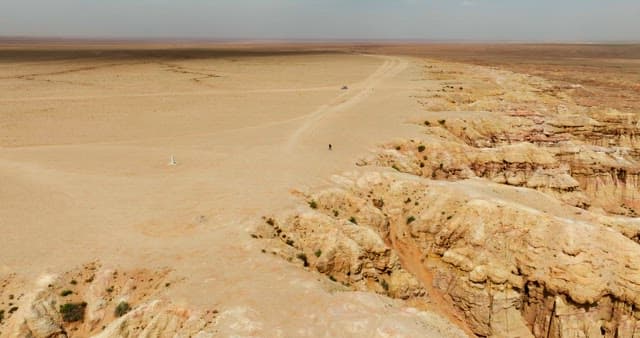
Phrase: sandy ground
[{"left": 0, "top": 49, "right": 453, "bottom": 333}]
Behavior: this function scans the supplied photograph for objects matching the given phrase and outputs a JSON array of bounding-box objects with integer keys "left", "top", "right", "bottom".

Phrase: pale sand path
[{"left": 0, "top": 53, "right": 452, "bottom": 334}]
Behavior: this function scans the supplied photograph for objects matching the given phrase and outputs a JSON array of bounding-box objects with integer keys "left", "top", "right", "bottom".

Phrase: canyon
[{"left": 1, "top": 43, "right": 639, "bottom": 337}]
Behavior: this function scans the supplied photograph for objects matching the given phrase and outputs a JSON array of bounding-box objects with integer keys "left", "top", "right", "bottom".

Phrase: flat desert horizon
[{"left": 2, "top": 41, "right": 640, "bottom": 337}]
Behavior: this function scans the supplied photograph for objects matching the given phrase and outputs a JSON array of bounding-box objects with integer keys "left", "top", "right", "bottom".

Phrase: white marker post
[{"left": 169, "top": 155, "right": 177, "bottom": 166}]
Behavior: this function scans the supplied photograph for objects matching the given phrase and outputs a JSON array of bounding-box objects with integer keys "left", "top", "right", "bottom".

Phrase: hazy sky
[{"left": 1, "top": 0, "right": 639, "bottom": 41}]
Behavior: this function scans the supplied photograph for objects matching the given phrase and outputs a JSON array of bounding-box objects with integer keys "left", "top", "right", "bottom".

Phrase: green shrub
[
  {"left": 380, "top": 279, "right": 389, "bottom": 292},
  {"left": 348, "top": 217, "right": 357, "bottom": 224},
  {"left": 308, "top": 200, "right": 318, "bottom": 209},
  {"left": 59, "top": 302, "right": 87, "bottom": 322},
  {"left": 417, "top": 145, "right": 426, "bottom": 152},
  {"left": 0, "top": 309, "right": 4, "bottom": 323},
  {"left": 286, "top": 239, "right": 294, "bottom": 246},
  {"left": 70, "top": 280, "right": 77, "bottom": 285},
  {"left": 266, "top": 218, "right": 275, "bottom": 226},
  {"left": 333, "top": 210, "right": 339, "bottom": 217},
  {"left": 60, "top": 290, "right": 73, "bottom": 297},
  {"left": 438, "top": 119, "right": 446, "bottom": 125},
  {"left": 314, "top": 249, "right": 322, "bottom": 257},
  {"left": 407, "top": 216, "right": 416, "bottom": 224},
  {"left": 391, "top": 164, "right": 400, "bottom": 171},
  {"left": 114, "top": 301, "right": 131, "bottom": 317},
  {"left": 8, "top": 306, "right": 18, "bottom": 314},
  {"left": 424, "top": 121, "right": 431, "bottom": 126}
]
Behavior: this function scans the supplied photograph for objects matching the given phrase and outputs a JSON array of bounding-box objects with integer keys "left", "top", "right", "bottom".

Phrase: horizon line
[{"left": 1, "top": 35, "right": 640, "bottom": 45}]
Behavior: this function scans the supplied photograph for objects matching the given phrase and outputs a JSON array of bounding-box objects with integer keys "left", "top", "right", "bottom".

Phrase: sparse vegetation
[
  {"left": 391, "top": 164, "right": 400, "bottom": 171},
  {"left": 59, "top": 302, "right": 87, "bottom": 322},
  {"left": 349, "top": 216, "right": 357, "bottom": 224},
  {"left": 9, "top": 306, "right": 18, "bottom": 314},
  {"left": 372, "top": 198, "right": 384, "bottom": 209},
  {"left": 329, "top": 275, "right": 337, "bottom": 282},
  {"left": 380, "top": 279, "right": 389, "bottom": 292},
  {"left": 0, "top": 309, "right": 4, "bottom": 323},
  {"left": 438, "top": 119, "right": 446, "bottom": 125},
  {"left": 296, "top": 253, "right": 309, "bottom": 267},
  {"left": 418, "top": 145, "right": 426, "bottom": 152},
  {"left": 70, "top": 280, "right": 77, "bottom": 285},
  {"left": 106, "top": 286, "right": 114, "bottom": 293},
  {"left": 424, "top": 120, "right": 431, "bottom": 126},
  {"left": 266, "top": 217, "right": 275, "bottom": 226},
  {"left": 308, "top": 200, "right": 318, "bottom": 209},
  {"left": 114, "top": 301, "right": 131, "bottom": 317},
  {"left": 286, "top": 239, "right": 294, "bottom": 246},
  {"left": 407, "top": 216, "right": 416, "bottom": 224},
  {"left": 314, "top": 249, "right": 322, "bottom": 257},
  {"left": 60, "top": 289, "right": 73, "bottom": 297},
  {"left": 333, "top": 210, "right": 339, "bottom": 217}
]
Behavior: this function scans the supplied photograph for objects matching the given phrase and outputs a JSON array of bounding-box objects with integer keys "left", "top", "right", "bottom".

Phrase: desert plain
[{"left": 1, "top": 42, "right": 640, "bottom": 337}]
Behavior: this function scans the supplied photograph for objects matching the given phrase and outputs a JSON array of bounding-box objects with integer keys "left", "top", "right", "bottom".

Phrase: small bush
[
  {"left": 106, "top": 286, "right": 114, "bottom": 293},
  {"left": 329, "top": 275, "right": 337, "bottom": 282},
  {"left": 60, "top": 302, "right": 87, "bottom": 322},
  {"left": 380, "top": 279, "right": 389, "bottom": 292},
  {"left": 266, "top": 217, "right": 275, "bottom": 226},
  {"left": 372, "top": 198, "right": 384, "bottom": 209},
  {"left": 9, "top": 306, "right": 18, "bottom": 314},
  {"left": 407, "top": 216, "right": 416, "bottom": 224},
  {"left": 391, "top": 164, "right": 400, "bottom": 171},
  {"left": 333, "top": 210, "right": 339, "bottom": 217},
  {"left": 395, "top": 146, "right": 401, "bottom": 151},
  {"left": 296, "top": 253, "right": 309, "bottom": 267},
  {"left": 424, "top": 121, "right": 431, "bottom": 126},
  {"left": 314, "top": 249, "right": 322, "bottom": 257},
  {"left": 308, "top": 200, "right": 318, "bottom": 209},
  {"left": 60, "top": 290, "right": 73, "bottom": 297},
  {"left": 348, "top": 217, "right": 357, "bottom": 224},
  {"left": 417, "top": 145, "right": 426, "bottom": 152},
  {"left": 70, "top": 280, "right": 77, "bottom": 285},
  {"left": 438, "top": 119, "right": 446, "bottom": 125},
  {"left": 114, "top": 301, "right": 131, "bottom": 317},
  {"left": 286, "top": 239, "right": 294, "bottom": 246},
  {"left": 0, "top": 309, "right": 4, "bottom": 323}
]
